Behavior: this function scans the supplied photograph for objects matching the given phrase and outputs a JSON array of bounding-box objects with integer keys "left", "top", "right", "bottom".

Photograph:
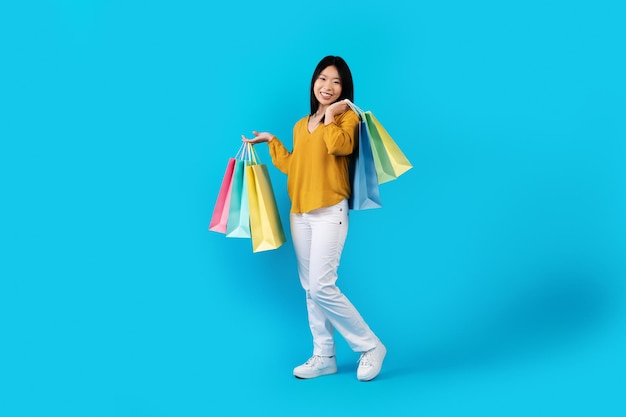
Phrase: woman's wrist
[{"left": 324, "top": 110, "right": 335, "bottom": 125}]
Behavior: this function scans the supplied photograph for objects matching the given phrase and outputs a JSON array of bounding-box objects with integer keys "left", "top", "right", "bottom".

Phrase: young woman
[{"left": 242, "top": 55, "right": 386, "bottom": 381}]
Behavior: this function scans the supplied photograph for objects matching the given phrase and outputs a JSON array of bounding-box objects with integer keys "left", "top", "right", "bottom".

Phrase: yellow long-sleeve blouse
[{"left": 268, "top": 109, "right": 359, "bottom": 214}]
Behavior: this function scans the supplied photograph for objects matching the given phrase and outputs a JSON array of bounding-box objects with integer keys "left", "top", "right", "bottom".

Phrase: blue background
[{"left": 1, "top": 1, "right": 625, "bottom": 416}]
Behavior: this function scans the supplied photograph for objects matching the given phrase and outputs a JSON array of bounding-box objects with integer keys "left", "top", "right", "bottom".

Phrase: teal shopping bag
[{"left": 226, "top": 143, "right": 252, "bottom": 237}]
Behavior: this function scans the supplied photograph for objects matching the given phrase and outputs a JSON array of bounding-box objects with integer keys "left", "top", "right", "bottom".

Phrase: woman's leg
[
  {"left": 306, "top": 199, "right": 378, "bottom": 352},
  {"left": 291, "top": 211, "right": 336, "bottom": 357}
]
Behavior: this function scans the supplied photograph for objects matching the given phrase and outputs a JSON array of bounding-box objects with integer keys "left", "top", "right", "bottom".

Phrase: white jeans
[{"left": 290, "top": 199, "right": 378, "bottom": 356}]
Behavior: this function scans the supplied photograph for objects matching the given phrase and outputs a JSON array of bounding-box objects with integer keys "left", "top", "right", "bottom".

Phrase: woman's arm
[
  {"left": 242, "top": 131, "right": 291, "bottom": 174},
  {"left": 323, "top": 101, "right": 359, "bottom": 156}
]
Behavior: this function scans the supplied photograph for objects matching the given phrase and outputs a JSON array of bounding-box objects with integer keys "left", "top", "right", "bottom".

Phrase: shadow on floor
[{"left": 380, "top": 269, "right": 621, "bottom": 379}]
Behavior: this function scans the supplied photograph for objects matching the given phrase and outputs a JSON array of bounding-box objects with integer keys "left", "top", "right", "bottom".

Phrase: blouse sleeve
[
  {"left": 268, "top": 136, "right": 292, "bottom": 175},
  {"left": 323, "top": 110, "right": 359, "bottom": 156}
]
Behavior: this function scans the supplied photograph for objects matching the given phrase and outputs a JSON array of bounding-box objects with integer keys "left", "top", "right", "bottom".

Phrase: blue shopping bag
[{"left": 348, "top": 113, "right": 382, "bottom": 210}]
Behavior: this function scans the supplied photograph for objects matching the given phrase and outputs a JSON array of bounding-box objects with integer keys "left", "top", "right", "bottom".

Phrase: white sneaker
[
  {"left": 357, "top": 343, "right": 386, "bottom": 381},
  {"left": 293, "top": 355, "right": 337, "bottom": 379}
]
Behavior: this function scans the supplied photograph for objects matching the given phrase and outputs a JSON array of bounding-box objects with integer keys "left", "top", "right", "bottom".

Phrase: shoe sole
[{"left": 293, "top": 368, "right": 338, "bottom": 379}]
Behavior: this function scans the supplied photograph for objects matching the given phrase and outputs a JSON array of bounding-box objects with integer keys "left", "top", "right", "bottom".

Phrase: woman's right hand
[{"left": 242, "top": 131, "right": 274, "bottom": 144}]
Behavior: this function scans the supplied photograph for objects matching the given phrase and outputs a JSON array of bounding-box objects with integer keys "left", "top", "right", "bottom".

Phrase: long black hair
[{"left": 309, "top": 55, "right": 354, "bottom": 117}]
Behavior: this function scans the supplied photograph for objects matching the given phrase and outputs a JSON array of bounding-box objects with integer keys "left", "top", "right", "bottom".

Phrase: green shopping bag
[
  {"left": 367, "top": 112, "right": 412, "bottom": 179},
  {"left": 364, "top": 112, "right": 397, "bottom": 184}
]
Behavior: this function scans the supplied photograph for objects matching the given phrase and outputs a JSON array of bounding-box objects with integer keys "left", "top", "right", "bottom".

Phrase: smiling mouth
[{"left": 320, "top": 91, "right": 333, "bottom": 99}]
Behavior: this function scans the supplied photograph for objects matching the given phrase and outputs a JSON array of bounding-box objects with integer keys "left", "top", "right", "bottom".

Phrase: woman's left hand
[{"left": 242, "top": 131, "right": 274, "bottom": 144}]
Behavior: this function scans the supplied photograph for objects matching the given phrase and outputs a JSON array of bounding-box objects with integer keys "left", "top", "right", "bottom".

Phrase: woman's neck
[{"left": 314, "top": 105, "right": 329, "bottom": 116}]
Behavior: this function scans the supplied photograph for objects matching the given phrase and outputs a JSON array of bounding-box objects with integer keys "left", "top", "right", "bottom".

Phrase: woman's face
[{"left": 313, "top": 65, "right": 342, "bottom": 108}]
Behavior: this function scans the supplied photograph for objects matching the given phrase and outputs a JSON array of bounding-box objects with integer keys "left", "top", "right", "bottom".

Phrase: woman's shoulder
[
  {"left": 298, "top": 114, "right": 310, "bottom": 122},
  {"left": 294, "top": 114, "right": 309, "bottom": 128}
]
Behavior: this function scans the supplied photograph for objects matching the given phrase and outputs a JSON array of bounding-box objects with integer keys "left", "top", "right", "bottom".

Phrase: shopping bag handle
[
  {"left": 344, "top": 99, "right": 364, "bottom": 119},
  {"left": 235, "top": 142, "right": 247, "bottom": 160},
  {"left": 234, "top": 142, "right": 260, "bottom": 166},
  {"left": 247, "top": 142, "right": 260, "bottom": 165}
]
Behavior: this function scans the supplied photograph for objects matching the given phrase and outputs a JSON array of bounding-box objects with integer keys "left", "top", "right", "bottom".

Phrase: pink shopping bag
[{"left": 208, "top": 157, "right": 236, "bottom": 233}]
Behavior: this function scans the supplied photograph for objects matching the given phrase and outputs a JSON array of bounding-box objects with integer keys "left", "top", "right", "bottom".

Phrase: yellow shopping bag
[{"left": 246, "top": 148, "right": 286, "bottom": 252}]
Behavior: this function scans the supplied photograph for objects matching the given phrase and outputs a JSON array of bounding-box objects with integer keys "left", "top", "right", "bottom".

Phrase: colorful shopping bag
[
  {"left": 226, "top": 143, "right": 252, "bottom": 238},
  {"left": 367, "top": 112, "right": 412, "bottom": 178},
  {"left": 208, "top": 157, "right": 236, "bottom": 233},
  {"left": 348, "top": 112, "right": 383, "bottom": 210},
  {"left": 363, "top": 112, "right": 397, "bottom": 184},
  {"left": 346, "top": 100, "right": 412, "bottom": 185},
  {"left": 246, "top": 146, "right": 286, "bottom": 252}
]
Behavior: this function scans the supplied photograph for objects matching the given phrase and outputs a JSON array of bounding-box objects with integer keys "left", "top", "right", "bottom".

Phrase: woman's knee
[{"left": 309, "top": 284, "right": 337, "bottom": 304}]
